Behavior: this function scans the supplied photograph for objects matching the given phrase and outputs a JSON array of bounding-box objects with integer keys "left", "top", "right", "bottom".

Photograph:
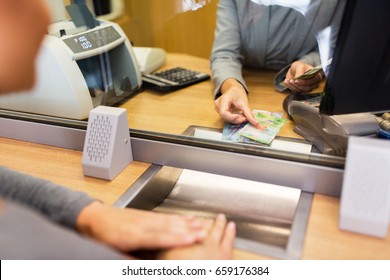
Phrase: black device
[
  {"left": 285, "top": 0, "right": 389, "bottom": 155},
  {"left": 141, "top": 67, "right": 210, "bottom": 92},
  {"left": 320, "top": 0, "right": 390, "bottom": 115}
]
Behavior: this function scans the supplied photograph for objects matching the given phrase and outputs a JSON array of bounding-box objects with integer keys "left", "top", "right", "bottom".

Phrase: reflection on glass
[
  {"left": 179, "top": 0, "right": 212, "bottom": 12},
  {"left": 250, "top": 0, "right": 312, "bottom": 14},
  {"left": 249, "top": 0, "right": 346, "bottom": 76},
  {"left": 0, "top": 0, "right": 349, "bottom": 167},
  {"left": 76, "top": 43, "right": 141, "bottom": 108}
]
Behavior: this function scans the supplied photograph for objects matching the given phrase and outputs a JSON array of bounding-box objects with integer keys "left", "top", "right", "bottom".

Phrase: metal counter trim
[{"left": 0, "top": 116, "right": 343, "bottom": 196}]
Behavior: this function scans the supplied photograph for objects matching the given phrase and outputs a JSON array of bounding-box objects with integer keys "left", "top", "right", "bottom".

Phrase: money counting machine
[{"left": 0, "top": 6, "right": 142, "bottom": 119}]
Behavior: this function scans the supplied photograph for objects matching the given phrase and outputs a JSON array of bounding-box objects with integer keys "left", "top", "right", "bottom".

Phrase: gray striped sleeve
[{"left": 0, "top": 166, "right": 95, "bottom": 229}]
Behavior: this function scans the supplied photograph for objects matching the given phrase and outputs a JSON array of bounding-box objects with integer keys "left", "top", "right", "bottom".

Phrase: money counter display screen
[{"left": 63, "top": 26, "right": 121, "bottom": 54}]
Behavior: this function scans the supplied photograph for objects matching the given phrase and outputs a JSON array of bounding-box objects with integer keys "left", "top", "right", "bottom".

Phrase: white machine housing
[{"left": 0, "top": 19, "right": 142, "bottom": 119}]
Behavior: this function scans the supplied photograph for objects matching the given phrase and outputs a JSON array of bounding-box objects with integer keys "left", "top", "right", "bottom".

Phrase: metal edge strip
[
  {"left": 0, "top": 117, "right": 86, "bottom": 150},
  {"left": 131, "top": 137, "right": 343, "bottom": 197},
  {"left": 285, "top": 192, "right": 314, "bottom": 259},
  {"left": 0, "top": 117, "right": 343, "bottom": 196},
  {"left": 112, "top": 164, "right": 162, "bottom": 208}
]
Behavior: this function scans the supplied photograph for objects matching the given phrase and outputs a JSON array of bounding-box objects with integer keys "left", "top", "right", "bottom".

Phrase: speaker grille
[{"left": 85, "top": 115, "right": 113, "bottom": 163}]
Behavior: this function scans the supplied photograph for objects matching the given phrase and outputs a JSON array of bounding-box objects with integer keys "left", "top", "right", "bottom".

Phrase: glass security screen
[{"left": 320, "top": 0, "right": 390, "bottom": 115}]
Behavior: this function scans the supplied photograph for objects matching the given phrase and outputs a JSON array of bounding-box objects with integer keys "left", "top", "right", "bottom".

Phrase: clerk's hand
[
  {"left": 76, "top": 202, "right": 207, "bottom": 252},
  {"left": 215, "top": 78, "right": 258, "bottom": 126},
  {"left": 283, "top": 61, "right": 324, "bottom": 93}
]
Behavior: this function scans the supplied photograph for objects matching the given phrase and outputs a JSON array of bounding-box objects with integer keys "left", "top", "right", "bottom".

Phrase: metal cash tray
[{"left": 114, "top": 164, "right": 312, "bottom": 259}]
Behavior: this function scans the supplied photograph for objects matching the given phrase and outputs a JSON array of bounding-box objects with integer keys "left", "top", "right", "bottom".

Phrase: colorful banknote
[
  {"left": 222, "top": 110, "right": 286, "bottom": 145},
  {"left": 295, "top": 64, "right": 323, "bottom": 80},
  {"left": 237, "top": 112, "right": 287, "bottom": 145}
]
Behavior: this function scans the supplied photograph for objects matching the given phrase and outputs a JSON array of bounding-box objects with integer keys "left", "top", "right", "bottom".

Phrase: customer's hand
[
  {"left": 76, "top": 202, "right": 207, "bottom": 252},
  {"left": 283, "top": 61, "right": 324, "bottom": 93},
  {"left": 215, "top": 78, "right": 258, "bottom": 126},
  {"left": 157, "top": 214, "right": 236, "bottom": 260}
]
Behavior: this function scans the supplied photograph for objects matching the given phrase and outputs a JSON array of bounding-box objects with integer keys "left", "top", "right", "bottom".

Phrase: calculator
[{"left": 141, "top": 67, "right": 210, "bottom": 92}]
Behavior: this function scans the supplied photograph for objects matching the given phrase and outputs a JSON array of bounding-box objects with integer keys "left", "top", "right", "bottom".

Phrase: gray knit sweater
[{"left": 0, "top": 166, "right": 124, "bottom": 259}]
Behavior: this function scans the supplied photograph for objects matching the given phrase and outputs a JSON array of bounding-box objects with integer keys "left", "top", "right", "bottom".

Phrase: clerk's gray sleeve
[
  {"left": 210, "top": 0, "right": 248, "bottom": 98},
  {"left": 0, "top": 166, "right": 95, "bottom": 229},
  {"left": 0, "top": 201, "right": 125, "bottom": 259},
  {"left": 210, "top": 1, "right": 320, "bottom": 98},
  {"left": 298, "top": 51, "right": 321, "bottom": 68}
]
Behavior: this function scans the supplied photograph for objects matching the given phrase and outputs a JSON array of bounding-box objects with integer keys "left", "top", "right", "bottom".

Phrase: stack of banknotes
[{"left": 222, "top": 110, "right": 287, "bottom": 145}]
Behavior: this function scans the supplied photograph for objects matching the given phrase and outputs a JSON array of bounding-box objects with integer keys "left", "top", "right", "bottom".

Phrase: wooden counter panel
[
  {"left": 121, "top": 53, "right": 303, "bottom": 139},
  {"left": 1, "top": 52, "right": 386, "bottom": 260},
  {"left": 303, "top": 194, "right": 390, "bottom": 259},
  {"left": 1, "top": 137, "right": 389, "bottom": 259},
  {"left": 0, "top": 137, "right": 150, "bottom": 206}
]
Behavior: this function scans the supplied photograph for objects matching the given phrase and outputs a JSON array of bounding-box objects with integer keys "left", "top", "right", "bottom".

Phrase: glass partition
[{"left": 0, "top": 0, "right": 349, "bottom": 169}]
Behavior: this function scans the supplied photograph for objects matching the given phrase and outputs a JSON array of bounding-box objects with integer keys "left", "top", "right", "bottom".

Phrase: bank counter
[{"left": 0, "top": 54, "right": 389, "bottom": 260}]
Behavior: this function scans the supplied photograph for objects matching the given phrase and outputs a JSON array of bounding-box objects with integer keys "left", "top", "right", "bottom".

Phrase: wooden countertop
[
  {"left": 120, "top": 53, "right": 300, "bottom": 138},
  {"left": 1, "top": 137, "right": 389, "bottom": 259},
  {"left": 1, "top": 53, "right": 389, "bottom": 259}
]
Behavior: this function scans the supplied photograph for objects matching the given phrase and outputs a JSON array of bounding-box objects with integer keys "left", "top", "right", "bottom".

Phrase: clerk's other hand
[
  {"left": 215, "top": 78, "right": 258, "bottom": 126},
  {"left": 157, "top": 214, "right": 236, "bottom": 260},
  {"left": 283, "top": 61, "right": 324, "bottom": 93},
  {"left": 76, "top": 202, "right": 207, "bottom": 252}
]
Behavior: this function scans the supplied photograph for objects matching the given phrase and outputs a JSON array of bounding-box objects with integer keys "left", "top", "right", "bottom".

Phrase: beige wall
[
  {"left": 58, "top": 0, "right": 217, "bottom": 58},
  {"left": 119, "top": 0, "right": 218, "bottom": 59}
]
